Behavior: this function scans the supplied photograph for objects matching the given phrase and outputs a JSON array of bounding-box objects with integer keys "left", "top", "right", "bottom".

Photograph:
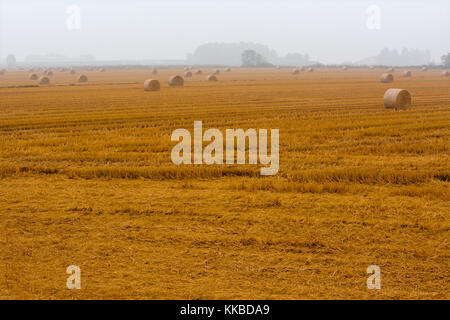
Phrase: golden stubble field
[{"left": 0, "top": 68, "right": 449, "bottom": 299}]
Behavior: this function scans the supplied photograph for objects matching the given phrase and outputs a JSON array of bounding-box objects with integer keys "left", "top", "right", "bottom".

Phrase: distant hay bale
[
  {"left": 276, "top": 66, "right": 280, "bottom": 69},
  {"left": 29, "top": 73, "right": 38, "bottom": 80},
  {"left": 369, "top": 66, "right": 375, "bottom": 70},
  {"left": 184, "top": 71, "right": 192, "bottom": 78},
  {"left": 151, "top": 68, "right": 158, "bottom": 75},
  {"left": 195, "top": 69, "right": 202, "bottom": 75},
  {"left": 383, "top": 88, "right": 411, "bottom": 109},
  {"left": 387, "top": 67, "right": 394, "bottom": 72},
  {"left": 213, "top": 69, "right": 220, "bottom": 75},
  {"left": 143, "top": 79, "right": 160, "bottom": 91},
  {"left": 38, "top": 76, "right": 50, "bottom": 85},
  {"left": 99, "top": 68, "right": 106, "bottom": 72},
  {"left": 342, "top": 66, "right": 348, "bottom": 70},
  {"left": 77, "top": 74, "right": 88, "bottom": 83},
  {"left": 307, "top": 67, "right": 314, "bottom": 72},
  {"left": 300, "top": 66, "right": 306, "bottom": 71},
  {"left": 206, "top": 74, "right": 218, "bottom": 81},
  {"left": 380, "top": 73, "right": 394, "bottom": 83},
  {"left": 421, "top": 67, "right": 427, "bottom": 71},
  {"left": 225, "top": 67, "right": 231, "bottom": 72},
  {"left": 402, "top": 70, "right": 412, "bottom": 77},
  {"left": 69, "top": 69, "right": 76, "bottom": 75},
  {"left": 292, "top": 68, "right": 300, "bottom": 75},
  {"left": 442, "top": 71, "right": 450, "bottom": 77},
  {"left": 45, "top": 70, "right": 53, "bottom": 76},
  {"left": 59, "top": 68, "right": 66, "bottom": 72},
  {"left": 168, "top": 75, "right": 184, "bottom": 87},
  {"left": 184, "top": 67, "right": 189, "bottom": 71}
]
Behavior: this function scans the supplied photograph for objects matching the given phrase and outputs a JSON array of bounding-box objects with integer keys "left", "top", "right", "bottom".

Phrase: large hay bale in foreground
[
  {"left": 383, "top": 89, "right": 411, "bottom": 109},
  {"left": 168, "top": 75, "right": 184, "bottom": 87},
  {"left": 206, "top": 74, "right": 218, "bottom": 81},
  {"left": 29, "top": 73, "right": 38, "bottom": 80},
  {"left": 380, "top": 73, "right": 394, "bottom": 83},
  {"left": 195, "top": 69, "right": 202, "bottom": 75},
  {"left": 442, "top": 71, "right": 450, "bottom": 77},
  {"left": 292, "top": 68, "right": 300, "bottom": 75},
  {"left": 38, "top": 76, "right": 50, "bottom": 85},
  {"left": 184, "top": 71, "right": 192, "bottom": 78},
  {"left": 403, "top": 70, "right": 412, "bottom": 77},
  {"left": 143, "top": 79, "right": 160, "bottom": 91},
  {"left": 77, "top": 74, "right": 88, "bottom": 83}
]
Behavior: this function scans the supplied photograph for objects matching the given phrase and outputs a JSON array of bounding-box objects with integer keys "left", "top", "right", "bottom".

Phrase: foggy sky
[{"left": 0, "top": 0, "right": 449, "bottom": 64}]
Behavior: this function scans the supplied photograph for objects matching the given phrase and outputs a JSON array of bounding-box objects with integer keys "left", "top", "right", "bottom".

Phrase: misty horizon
[{"left": 0, "top": 0, "right": 449, "bottom": 65}]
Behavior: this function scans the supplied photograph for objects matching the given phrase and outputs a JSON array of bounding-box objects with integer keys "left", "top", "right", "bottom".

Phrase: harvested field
[{"left": 0, "top": 68, "right": 449, "bottom": 299}]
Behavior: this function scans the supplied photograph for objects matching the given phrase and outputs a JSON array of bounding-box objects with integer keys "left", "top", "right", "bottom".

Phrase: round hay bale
[
  {"left": 225, "top": 67, "right": 231, "bottom": 72},
  {"left": 151, "top": 68, "right": 158, "bottom": 75},
  {"left": 421, "top": 67, "right": 427, "bottom": 71},
  {"left": 213, "top": 69, "right": 220, "bottom": 75},
  {"left": 206, "top": 74, "right": 218, "bottom": 82},
  {"left": 45, "top": 70, "right": 53, "bottom": 76},
  {"left": 276, "top": 66, "right": 280, "bottom": 70},
  {"left": 184, "top": 71, "right": 192, "bottom": 78},
  {"left": 99, "top": 68, "right": 106, "bottom": 72},
  {"left": 195, "top": 69, "right": 202, "bottom": 75},
  {"left": 292, "top": 68, "right": 300, "bottom": 75},
  {"left": 143, "top": 79, "right": 160, "bottom": 91},
  {"left": 184, "top": 67, "right": 189, "bottom": 71},
  {"left": 38, "top": 76, "right": 50, "bottom": 85},
  {"left": 77, "top": 74, "right": 88, "bottom": 83},
  {"left": 69, "top": 69, "right": 76, "bottom": 75},
  {"left": 369, "top": 66, "right": 375, "bottom": 70},
  {"left": 402, "top": 70, "right": 412, "bottom": 77},
  {"left": 29, "top": 73, "right": 38, "bottom": 80},
  {"left": 307, "top": 67, "right": 314, "bottom": 72},
  {"left": 342, "top": 66, "right": 348, "bottom": 70},
  {"left": 383, "top": 89, "right": 411, "bottom": 109},
  {"left": 300, "top": 66, "right": 306, "bottom": 71},
  {"left": 380, "top": 73, "right": 394, "bottom": 83},
  {"left": 441, "top": 71, "right": 450, "bottom": 77},
  {"left": 387, "top": 67, "right": 394, "bottom": 72},
  {"left": 168, "top": 75, "right": 184, "bottom": 87}
]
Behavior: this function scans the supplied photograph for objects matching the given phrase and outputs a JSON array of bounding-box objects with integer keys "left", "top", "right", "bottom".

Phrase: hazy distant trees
[
  {"left": 241, "top": 50, "right": 273, "bottom": 67},
  {"left": 6, "top": 54, "right": 16, "bottom": 68},
  {"left": 186, "top": 42, "right": 312, "bottom": 66},
  {"left": 374, "top": 48, "right": 431, "bottom": 66},
  {"left": 441, "top": 53, "right": 450, "bottom": 68}
]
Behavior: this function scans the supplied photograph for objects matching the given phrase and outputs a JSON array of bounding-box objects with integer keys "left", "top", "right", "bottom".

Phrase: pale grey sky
[{"left": 0, "top": 0, "right": 449, "bottom": 64}]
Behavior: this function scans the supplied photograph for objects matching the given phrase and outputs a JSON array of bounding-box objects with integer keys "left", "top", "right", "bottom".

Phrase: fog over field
[{"left": 0, "top": 0, "right": 449, "bottom": 65}]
